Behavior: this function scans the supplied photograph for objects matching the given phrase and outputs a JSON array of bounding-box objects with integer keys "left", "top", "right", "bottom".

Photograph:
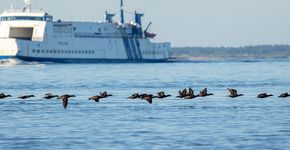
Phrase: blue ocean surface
[{"left": 0, "top": 59, "right": 290, "bottom": 149}]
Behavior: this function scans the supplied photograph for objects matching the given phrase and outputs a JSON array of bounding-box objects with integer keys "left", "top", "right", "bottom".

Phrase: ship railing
[{"left": 5, "top": 10, "right": 44, "bottom": 13}]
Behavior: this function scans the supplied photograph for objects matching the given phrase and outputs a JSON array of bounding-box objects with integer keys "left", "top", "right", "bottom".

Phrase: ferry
[{"left": 0, "top": 0, "right": 171, "bottom": 63}]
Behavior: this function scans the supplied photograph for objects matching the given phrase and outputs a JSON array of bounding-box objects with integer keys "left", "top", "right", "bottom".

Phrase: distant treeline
[{"left": 171, "top": 45, "right": 290, "bottom": 60}]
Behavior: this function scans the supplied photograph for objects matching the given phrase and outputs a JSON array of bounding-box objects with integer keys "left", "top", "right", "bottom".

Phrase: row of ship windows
[
  {"left": 32, "top": 49, "right": 95, "bottom": 54},
  {"left": 0, "top": 16, "right": 53, "bottom": 21},
  {"left": 31, "top": 49, "right": 164, "bottom": 55}
]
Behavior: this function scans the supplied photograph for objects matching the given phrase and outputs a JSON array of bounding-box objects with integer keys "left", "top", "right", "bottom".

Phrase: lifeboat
[{"left": 145, "top": 32, "right": 157, "bottom": 38}]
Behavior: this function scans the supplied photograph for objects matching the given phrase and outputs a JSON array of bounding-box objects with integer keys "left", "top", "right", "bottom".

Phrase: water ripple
[{"left": 0, "top": 61, "right": 290, "bottom": 149}]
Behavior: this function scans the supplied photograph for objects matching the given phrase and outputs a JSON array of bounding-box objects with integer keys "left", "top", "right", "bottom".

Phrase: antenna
[
  {"left": 9, "top": 0, "right": 14, "bottom": 11},
  {"left": 120, "top": 0, "right": 124, "bottom": 24},
  {"left": 23, "top": 0, "right": 32, "bottom": 12}
]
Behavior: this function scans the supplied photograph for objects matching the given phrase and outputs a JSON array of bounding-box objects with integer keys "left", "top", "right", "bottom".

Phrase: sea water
[{"left": 0, "top": 59, "right": 290, "bottom": 149}]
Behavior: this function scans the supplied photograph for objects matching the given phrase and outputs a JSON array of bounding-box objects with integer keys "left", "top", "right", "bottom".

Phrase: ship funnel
[
  {"left": 135, "top": 11, "right": 144, "bottom": 27},
  {"left": 105, "top": 11, "right": 115, "bottom": 23},
  {"left": 23, "top": 0, "right": 32, "bottom": 12}
]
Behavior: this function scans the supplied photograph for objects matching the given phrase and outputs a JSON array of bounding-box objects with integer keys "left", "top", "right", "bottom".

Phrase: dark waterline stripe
[{"left": 16, "top": 56, "right": 169, "bottom": 63}]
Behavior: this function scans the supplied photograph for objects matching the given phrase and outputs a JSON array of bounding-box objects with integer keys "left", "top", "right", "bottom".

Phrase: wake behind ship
[{"left": 0, "top": 0, "right": 171, "bottom": 63}]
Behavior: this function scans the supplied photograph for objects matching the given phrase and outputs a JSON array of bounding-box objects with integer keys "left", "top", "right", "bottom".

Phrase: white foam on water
[{"left": 0, "top": 58, "right": 46, "bottom": 66}]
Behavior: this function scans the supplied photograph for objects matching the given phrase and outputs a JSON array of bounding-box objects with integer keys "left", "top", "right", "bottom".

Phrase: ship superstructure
[{"left": 0, "top": 0, "right": 171, "bottom": 62}]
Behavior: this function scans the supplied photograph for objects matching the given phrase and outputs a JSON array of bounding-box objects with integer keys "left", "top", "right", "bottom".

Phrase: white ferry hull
[{"left": 0, "top": 38, "right": 171, "bottom": 63}]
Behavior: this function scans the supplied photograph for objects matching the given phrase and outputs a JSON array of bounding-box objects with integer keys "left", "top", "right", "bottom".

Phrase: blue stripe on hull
[
  {"left": 135, "top": 39, "right": 143, "bottom": 59},
  {"left": 122, "top": 38, "right": 133, "bottom": 60},
  {"left": 0, "top": 56, "right": 13, "bottom": 59},
  {"left": 16, "top": 56, "right": 168, "bottom": 63},
  {"left": 129, "top": 38, "right": 139, "bottom": 59}
]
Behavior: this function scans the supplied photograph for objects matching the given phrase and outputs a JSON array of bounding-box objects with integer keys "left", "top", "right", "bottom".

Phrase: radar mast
[
  {"left": 23, "top": 0, "right": 32, "bottom": 12},
  {"left": 120, "top": 0, "right": 124, "bottom": 23}
]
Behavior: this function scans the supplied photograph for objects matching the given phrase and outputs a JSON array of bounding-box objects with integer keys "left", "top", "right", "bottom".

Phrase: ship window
[
  {"left": 50, "top": 50, "right": 53, "bottom": 53},
  {"left": 68, "top": 51, "right": 70, "bottom": 54},
  {"left": 57, "top": 50, "right": 60, "bottom": 53},
  {"left": 37, "top": 50, "right": 40, "bottom": 53},
  {"left": 9, "top": 27, "right": 33, "bottom": 40},
  {"left": 42, "top": 50, "right": 44, "bottom": 53},
  {"left": 32, "top": 49, "right": 36, "bottom": 53}
]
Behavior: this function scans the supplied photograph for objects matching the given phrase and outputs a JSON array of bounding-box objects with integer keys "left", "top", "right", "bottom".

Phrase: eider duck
[
  {"left": 18, "top": 95, "right": 35, "bottom": 99},
  {"left": 0, "top": 93, "right": 11, "bottom": 99},
  {"left": 43, "top": 93, "right": 58, "bottom": 99},
  {"left": 278, "top": 92, "right": 290, "bottom": 98},
  {"left": 257, "top": 93, "right": 273, "bottom": 99},
  {"left": 227, "top": 88, "right": 244, "bottom": 98},
  {"left": 199, "top": 88, "right": 214, "bottom": 97},
  {"left": 156, "top": 92, "right": 171, "bottom": 99},
  {"left": 57, "top": 95, "right": 76, "bottom": 109}
]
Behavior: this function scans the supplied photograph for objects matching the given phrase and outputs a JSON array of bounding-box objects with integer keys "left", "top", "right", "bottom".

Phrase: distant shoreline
[{"left": 171, "top": 45, "right": 290, "bottom": 60}]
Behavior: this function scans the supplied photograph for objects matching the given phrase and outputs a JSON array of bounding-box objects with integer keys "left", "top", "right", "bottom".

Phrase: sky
[{"left": 1, "top": 0, "right": 290, "bottom": 47}]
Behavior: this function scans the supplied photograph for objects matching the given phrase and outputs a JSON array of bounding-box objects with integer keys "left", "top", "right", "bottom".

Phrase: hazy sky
[{"left": 1, "top": 0, "right": 290, "bottom": 47}]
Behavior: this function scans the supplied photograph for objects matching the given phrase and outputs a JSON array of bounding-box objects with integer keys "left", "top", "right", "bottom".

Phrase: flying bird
[
  {"left": 89, "top": 95, "right": 102, "bottom": 102},
  {"left": 18, "top": 95, "right": 35, "bottom": 99},
  {"left": 57, "top": 95, "right": 76, "bottom": 109},
  {"left": 278, "top": 92, "right": 290, "bottom": 98},
  {"left": 0, "top": 93, "right": 11, "bottom": 99},
  {"left": 199, "top": 88, "right": 214, "bottom": 97},
  {"left": 227, "top": 88, "right": 244, "bottom": 98},
  {"left": 257, "top": 93, "right": 273, "bottom": 99},
  {"left": 43, "top": 93, "right": 58, "bottom": 99}
]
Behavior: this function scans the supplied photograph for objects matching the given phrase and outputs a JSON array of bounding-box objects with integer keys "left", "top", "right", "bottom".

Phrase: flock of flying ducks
[{"left": 0, "top": 88, "right": 289, "bottom": 109}]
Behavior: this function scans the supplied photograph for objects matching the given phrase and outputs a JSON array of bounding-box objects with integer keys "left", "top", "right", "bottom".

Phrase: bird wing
[
  {"left": 228, "top": 89, "right": 234, "bottom": 96},
  {"left": 232, "top": 89, "right": 238, "bottom": 95},
  {"left": 93, "top": 96, "right": 100, "bottom": 102},
  {"left": 62, "top": 98, "right": 68, "bottom": 109},
  {"left": 145, "top": 97, "right": 152, "bottom": 104}
]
